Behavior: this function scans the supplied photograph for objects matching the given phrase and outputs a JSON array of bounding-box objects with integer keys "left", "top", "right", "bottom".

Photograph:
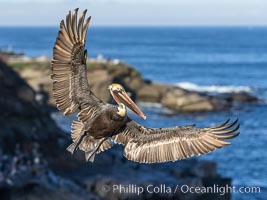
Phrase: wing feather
[
  {"left": 78, "top": 10, "right": 87, "bottom": 40},
  {"left": 81, "top": 16, "right": 91, "bottom": 44},
  {"left": 66, "top": 11, "right": 75, "bottom": 44},
  {"left": 112, "top": 119, "right": 239, "bottom": 163},
  {"left": 51, "top": 8, "right": 104, "bottom": 116},
  {"left": 54, "top": 45, "right": 71, "bottom": 55},
  {"left": 72, "top": 8, "right": 79, "bottom": 43},
  {"left": 59, "top": 22, "right": 73, "bottom": 47}
]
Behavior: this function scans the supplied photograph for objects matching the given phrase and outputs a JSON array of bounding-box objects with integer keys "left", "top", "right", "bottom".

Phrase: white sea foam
[
  {"left": 176, "top": 82, "right": 252, "bottom": 94},
  {"left": 137, "top": 102, "right": 163, "bottom": 109}
]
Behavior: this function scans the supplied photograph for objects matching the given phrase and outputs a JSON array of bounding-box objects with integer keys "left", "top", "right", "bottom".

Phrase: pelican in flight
[{"left": 51, "top": 8, "right": 240, "bottom": 163}]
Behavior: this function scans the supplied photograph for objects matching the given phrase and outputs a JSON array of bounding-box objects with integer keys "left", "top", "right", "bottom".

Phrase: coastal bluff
[
  {"left": 10, "top": 60, "right": 258, "bottom": 112},
  {"left": 0, "top": 60, "right": 232, "bottom": 200}
]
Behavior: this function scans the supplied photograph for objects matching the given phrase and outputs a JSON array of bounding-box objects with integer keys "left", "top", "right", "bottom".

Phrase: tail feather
[
  {"left": 84, "top": 138, "right": 107, "bottom": 162},
  {"left": 96, "top": 139, "right": 113, "bottom": 154},
  {"left": 71, "top": 120, "right": 83, "bottom": 140},
  {"left": 66, "top": 131, "right": 86, "bottom": 154},
  {"left": 67, "top": 120, "right": 85, "bottom": 154},
  {"left": 66, "top": 142, "right": 78, "bottom": 154},
  {"left": 85, "top": 149, "right": 96, "bottom": 162}
]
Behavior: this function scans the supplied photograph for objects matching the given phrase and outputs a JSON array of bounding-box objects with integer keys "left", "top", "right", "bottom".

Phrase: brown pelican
[{"left": 51, "top": 8, "right": 240, "bottom": 163}]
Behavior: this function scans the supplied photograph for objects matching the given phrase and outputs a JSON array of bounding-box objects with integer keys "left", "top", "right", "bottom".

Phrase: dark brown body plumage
[
  {"left": 84, "top": 105, "right": 126, "bottom": 139},
  {"left": 51, "top": 8, "right": 240, "bottom": 163}
]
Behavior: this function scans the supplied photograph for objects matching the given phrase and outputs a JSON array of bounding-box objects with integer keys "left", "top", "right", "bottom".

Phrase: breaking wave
[{"left": 176, "top": 82, "right": 253, "bottom": 94}]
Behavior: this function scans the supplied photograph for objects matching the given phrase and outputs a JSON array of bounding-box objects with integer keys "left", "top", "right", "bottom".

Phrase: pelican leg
[
  {"left": 85, "top": 138, "right": 107, "bottom": 162},
  {"left": 67, "top": 131, "right": 86, "bottom": 154}
]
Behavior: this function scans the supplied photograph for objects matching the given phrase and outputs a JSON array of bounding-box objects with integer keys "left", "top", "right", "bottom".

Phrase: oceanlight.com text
[{"left": 101, "top": 184, "right": 261, "bottom": 196}]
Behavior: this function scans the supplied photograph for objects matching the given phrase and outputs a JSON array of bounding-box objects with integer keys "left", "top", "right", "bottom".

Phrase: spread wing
[
  {"left": 112, "top": 119, "right": 240, "bottom": 163},
  {"left": 51, "top": 8, "right": 104, "bottom": 116}
]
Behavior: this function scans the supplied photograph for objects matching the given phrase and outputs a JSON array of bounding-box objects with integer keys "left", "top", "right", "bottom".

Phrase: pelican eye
[{"left": 115, "top": 87, "right": 124, "bottom": 93}]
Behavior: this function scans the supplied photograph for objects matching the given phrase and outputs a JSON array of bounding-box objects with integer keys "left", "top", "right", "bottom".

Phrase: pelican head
[{"left": 108, "top": 83, "right": 146, "bottom": 120}]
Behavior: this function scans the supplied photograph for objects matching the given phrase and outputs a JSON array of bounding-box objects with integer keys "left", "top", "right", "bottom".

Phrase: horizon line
[{"left": 1, "top": 24, "right": 267, "bottom": 28}]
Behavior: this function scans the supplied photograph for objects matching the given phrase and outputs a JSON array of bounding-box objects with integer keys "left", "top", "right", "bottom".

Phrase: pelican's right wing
[{"left": 51, "top": 8, "right": 104, "bottom": 116}]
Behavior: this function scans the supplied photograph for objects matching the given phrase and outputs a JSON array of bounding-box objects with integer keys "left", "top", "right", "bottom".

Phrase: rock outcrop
[{"left": 0, "top": 61, "right": 60, "bottom": 151}]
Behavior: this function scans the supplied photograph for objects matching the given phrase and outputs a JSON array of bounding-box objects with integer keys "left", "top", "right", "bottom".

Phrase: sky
[{"left": 0, "top": 0, "right": 267, "bottom": 26}]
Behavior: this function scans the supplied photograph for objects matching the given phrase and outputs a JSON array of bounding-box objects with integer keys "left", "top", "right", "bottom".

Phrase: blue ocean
[{"left": 0, "top": 26, "right": 267, "bottom": 200}]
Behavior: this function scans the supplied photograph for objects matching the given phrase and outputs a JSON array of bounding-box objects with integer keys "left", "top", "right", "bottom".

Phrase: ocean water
[{"left": 1, "top": 26, "right": 267, "bottom": 200}]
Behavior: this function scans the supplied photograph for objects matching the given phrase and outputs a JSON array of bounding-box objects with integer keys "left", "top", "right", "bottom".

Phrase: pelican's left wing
[
  {"left": 113, "top": 119, "right": 240, "bottom": 163},
  {"left": 51, "top": 8, "right": 104, "bottom": 116}
]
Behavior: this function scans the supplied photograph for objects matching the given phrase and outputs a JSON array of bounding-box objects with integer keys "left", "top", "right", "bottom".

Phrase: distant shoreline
[{"left": 1, "top": 50, "right": 258, "bottom": 113}]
